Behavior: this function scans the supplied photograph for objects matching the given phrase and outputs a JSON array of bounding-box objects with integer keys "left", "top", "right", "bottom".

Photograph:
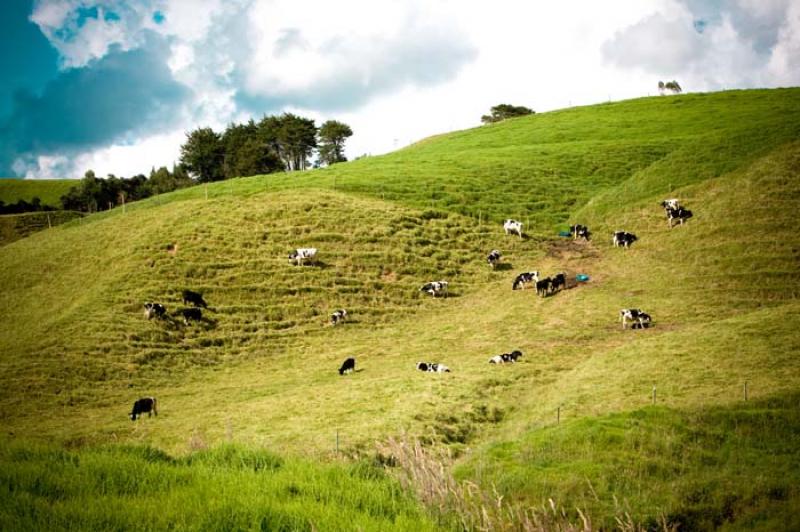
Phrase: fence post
[
  {"left": 652, "top": 386, "right": 657, "bottom": 405},
  {"left": 557, "top": 406, "right": 561, "bottom": 425},
  {"left": 47, "top": 213, "right": 52, "bottom": 229},
  {"left": 205, "top": 183, "right": 208, "bottom": 200},
  {"left": 336, "top": 430, "right": 339, "bottom": 453},
  {"left": 744, "top": 381, "right": 748, "bottom": 401}
]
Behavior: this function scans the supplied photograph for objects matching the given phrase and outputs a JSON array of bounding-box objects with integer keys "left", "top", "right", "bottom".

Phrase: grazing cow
[
  {"left": 289, "top": 248, "right": 318, "bottom": 266},
  {"left": 331, "top": 309, "right": 347, "bottom": 325},
  {"left": 666, "top": 206, "right": 693, "bottom": 228},
  {"left": 487, "top": 250, "right": 502, "bottom": 269},
  {"left": 143, "top": 302, "right": 167, "bottom": 320},
  {"left": 420, "top": 281, "right": 448, "bottom": 298},
  {"left": 416, "top": 362, "right": 451, "bottom": 373},
  {"left": 503, "top": 219, "right": 523, "bottom": 238},
  {"left": 661, "top": 199, "right": 681, "bottom": 210},
  {"left": 489, "top": 350, "right": 523, "bottom": 364},
  {"left": 512, "top": 271, "right": 539, "bottom": 290},
  {"left": 339, "top": 357, "right": 356, "bottom": 375},
  {"left": 613, "top": 231, "right": 638, "bottom": 248},
  {"left": 129, "top": 397, "right": 157, "bottom": 421},
  {"left": 620, "top": 308, "right": 652, "bottom": 330},
  {"left": 536, "top": 277, "right": 552, "bottom": 297},
  {"left": 569, "top": 224, "right": 591, "bottom": 241},
  {"left": 179, "top": 307, "right": 202, "bottom": 325},
  {"left": 550, "top": 272, "right": 566, "bottom": 293},
  {"left": 182, "top": 289, "right": 207, "bottom": 308},
  {"left": 630, "top": 313, "right": 652, "bottom": 329}
]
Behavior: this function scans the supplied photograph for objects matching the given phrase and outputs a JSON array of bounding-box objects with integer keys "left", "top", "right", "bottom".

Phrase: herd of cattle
[{"left": 130, "top": 198, "right": 692, "bottom": 419}]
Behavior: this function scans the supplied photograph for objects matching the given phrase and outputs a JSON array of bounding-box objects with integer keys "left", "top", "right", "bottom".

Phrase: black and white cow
[
  {"left": 182, "top": 289, "right": 207, "bottom": 308},
  {"left": 536, "top": 277, "right": 552, "bottom": 297},
  {"left": 289, "top": 248, "right": 317, "bottom": 266},
  {"left": 661, "top": 198, "right": 681, "bottom": 211},
  {"left": 420, "top": 281, "right": 448, "bottom": 297},
  {"left": 666, "top": 206, "right": 693, "bottom": 228},
  {"left": 489, "top": 350, "right": 523, "bottom": 364},
  {"left": 503, "top": 219, "right": 523, "bottom": 238},
  {"left": 331, "top": 309, "right": 347, "bottom": 325},
  {"left": 620, "top": 308, "right": 652, "bottom": 329},
  {"left": 416, "top": 362, "right": 451, "bottom": 373},
  {"left": 143, "top": 302, "right": 167, "bottom": 320},
  {"left": 179, "top": 307, "right": 202, "bottom": 325},
  {"left": 613, "top": 231, "right": 638, "bottom": 248},
  {"left": 339, "top": 357, "right": 356, "bottom": 375},
  {"left": 550, "top": 272, "right": 566, "bottom": 293},
  {"left": 630, "top": 313, "right": 652, "bottom": 329},
  {"left": 130, "top": 397, "right": 157, "bottom": 421},
  {"left": 487, "top": 250, "right": 502, "bottom": 269},
  {"left": 512, "top": 271, "right": 539, "bottom": 290},
  {"left": 569, "top": 224, "right": 591, "bottom": 241}
]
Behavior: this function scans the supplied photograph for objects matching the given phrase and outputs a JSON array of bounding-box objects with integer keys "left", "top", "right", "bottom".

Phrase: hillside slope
[{"left": 1, "top": 88, "right": 799, "bottom": 528}]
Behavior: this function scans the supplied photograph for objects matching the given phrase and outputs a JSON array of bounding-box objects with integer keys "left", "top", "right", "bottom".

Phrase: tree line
[
  {"left": 39, "top": 112, "right": 353, "bottom": 214},
  {"left": 180, "top": 113, "right": 353, "bottom": 182},
  {"left": 0, "top": 197, "right": 58, "bottom": 215}
]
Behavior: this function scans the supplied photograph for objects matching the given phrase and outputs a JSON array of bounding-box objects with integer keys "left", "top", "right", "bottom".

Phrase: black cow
[
  {"left": 143, "top": 302, "right": 167, "bottom": 320},
  {"left": 487, "top": 250, "right": 502, "bottom": 269},
  {"left": 179, "top": 307, "right": 202, "bottom": 325},
  {"left": 331, "top": 309, "right": 347, "bottom": 325},
  {"left": 550, "top": 272, "right": 566, "bottom": 293},
  {"left": 130, "top": 397, "right": 157, "bottom": 421},
  {"left": 536, "top": 277, "right": 552, "bottom": 297},
  {"left": 666, "top": 206, "right": 693, "bottom": 228},
  {"left": 569, "top": 224, "right": 591, "bottom": 241},
  {"left": 613, "top": 231, "right": 638, "bottom": 248},
  {"left": 416, "top": 362, "right": 451, "bottom": 373},
  {"left": 339, "top": 357, "right": 356, "bottom": 375},
  {"left": 512, "top": 271, "right": 539, "bottom": 290},
  {"left": 182, "top": 290, "right": 207, "bottom": 308}
]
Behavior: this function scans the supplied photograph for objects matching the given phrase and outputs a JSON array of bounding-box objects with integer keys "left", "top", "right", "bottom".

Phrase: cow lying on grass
[
  {"left": 489, "top": 350, "right": 523, "bottom": 364},
  {"left": 416, "top": 362, "right": 450, "bottom": 373},
  {"left": 613, "top": 231, "right": 638, "bottom": 248}
]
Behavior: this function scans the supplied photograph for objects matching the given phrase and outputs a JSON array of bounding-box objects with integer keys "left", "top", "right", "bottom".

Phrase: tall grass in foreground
[
  {"left": 0, "top": 441, "right": 440, "bottom": 532},
  {"left": 381, "top": 436, "right": 672, "bottom": 531}
]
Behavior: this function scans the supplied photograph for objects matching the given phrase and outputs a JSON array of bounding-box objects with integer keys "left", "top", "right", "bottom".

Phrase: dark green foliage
[
  {"left": 0, "top": 442, "right": 439, "bottom": 532},
  {"left": 180, "top": 127, "right": 225, "bottom": 182},
  {"left": 459, "top": 395, "right": 800, "bottom": 530},
  {"left": 481, "top": 103, "right": 535, "bottom": 124},
  {"left": 0, "top": 196, "right": 55, "bottom": 214},
  {"left": 318, "top": 120, "right": 354, "bottom": 166}
]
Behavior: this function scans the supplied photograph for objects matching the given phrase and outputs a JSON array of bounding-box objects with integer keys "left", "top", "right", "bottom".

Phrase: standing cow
[{"left": 130, "top": 397, "right": 158, "bottom": 421}]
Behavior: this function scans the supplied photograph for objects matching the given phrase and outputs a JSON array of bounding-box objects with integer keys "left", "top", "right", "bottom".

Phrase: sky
[{"left": 1, "top": 0, "right": 798, "bottom": 179}]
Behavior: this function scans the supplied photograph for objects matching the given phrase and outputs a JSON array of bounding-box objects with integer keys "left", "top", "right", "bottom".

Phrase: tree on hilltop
[
  {"left": 481, "top": 104, "right": 535, "bottom": 124},
  {"left": 317, "top": 120, "right": 353, "bottom": 166},
  {"left": 180, "top": 127, "right": 224, "bottom": 182},
  {"left": 658, "top": 80, "right": 682, "bottom": 95}
]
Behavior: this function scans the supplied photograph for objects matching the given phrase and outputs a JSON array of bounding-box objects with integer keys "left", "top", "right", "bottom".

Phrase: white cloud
[{"left": 18, "top": 0, "right": 800, "bottom": 178}]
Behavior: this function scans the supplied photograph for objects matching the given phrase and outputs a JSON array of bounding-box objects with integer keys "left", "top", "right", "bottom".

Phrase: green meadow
[{"left": 1, "top": 88, "right": 800, "bottom": 529}]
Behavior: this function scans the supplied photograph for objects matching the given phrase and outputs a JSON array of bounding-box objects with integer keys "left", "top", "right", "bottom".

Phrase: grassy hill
[
  {"left": 0, "top": 178, "right": 75, "bottom": 207},
  {"left": 1, "top": 88, "right": 800, "bottom": 529}
]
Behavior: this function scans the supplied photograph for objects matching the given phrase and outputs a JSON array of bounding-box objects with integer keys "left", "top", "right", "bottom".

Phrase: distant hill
[
  {"left": 0, "top": 178, "right": 76, "bottom": 207},
  {"left": 1, "top": 88, "right": 799, "bottom": 529}
]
